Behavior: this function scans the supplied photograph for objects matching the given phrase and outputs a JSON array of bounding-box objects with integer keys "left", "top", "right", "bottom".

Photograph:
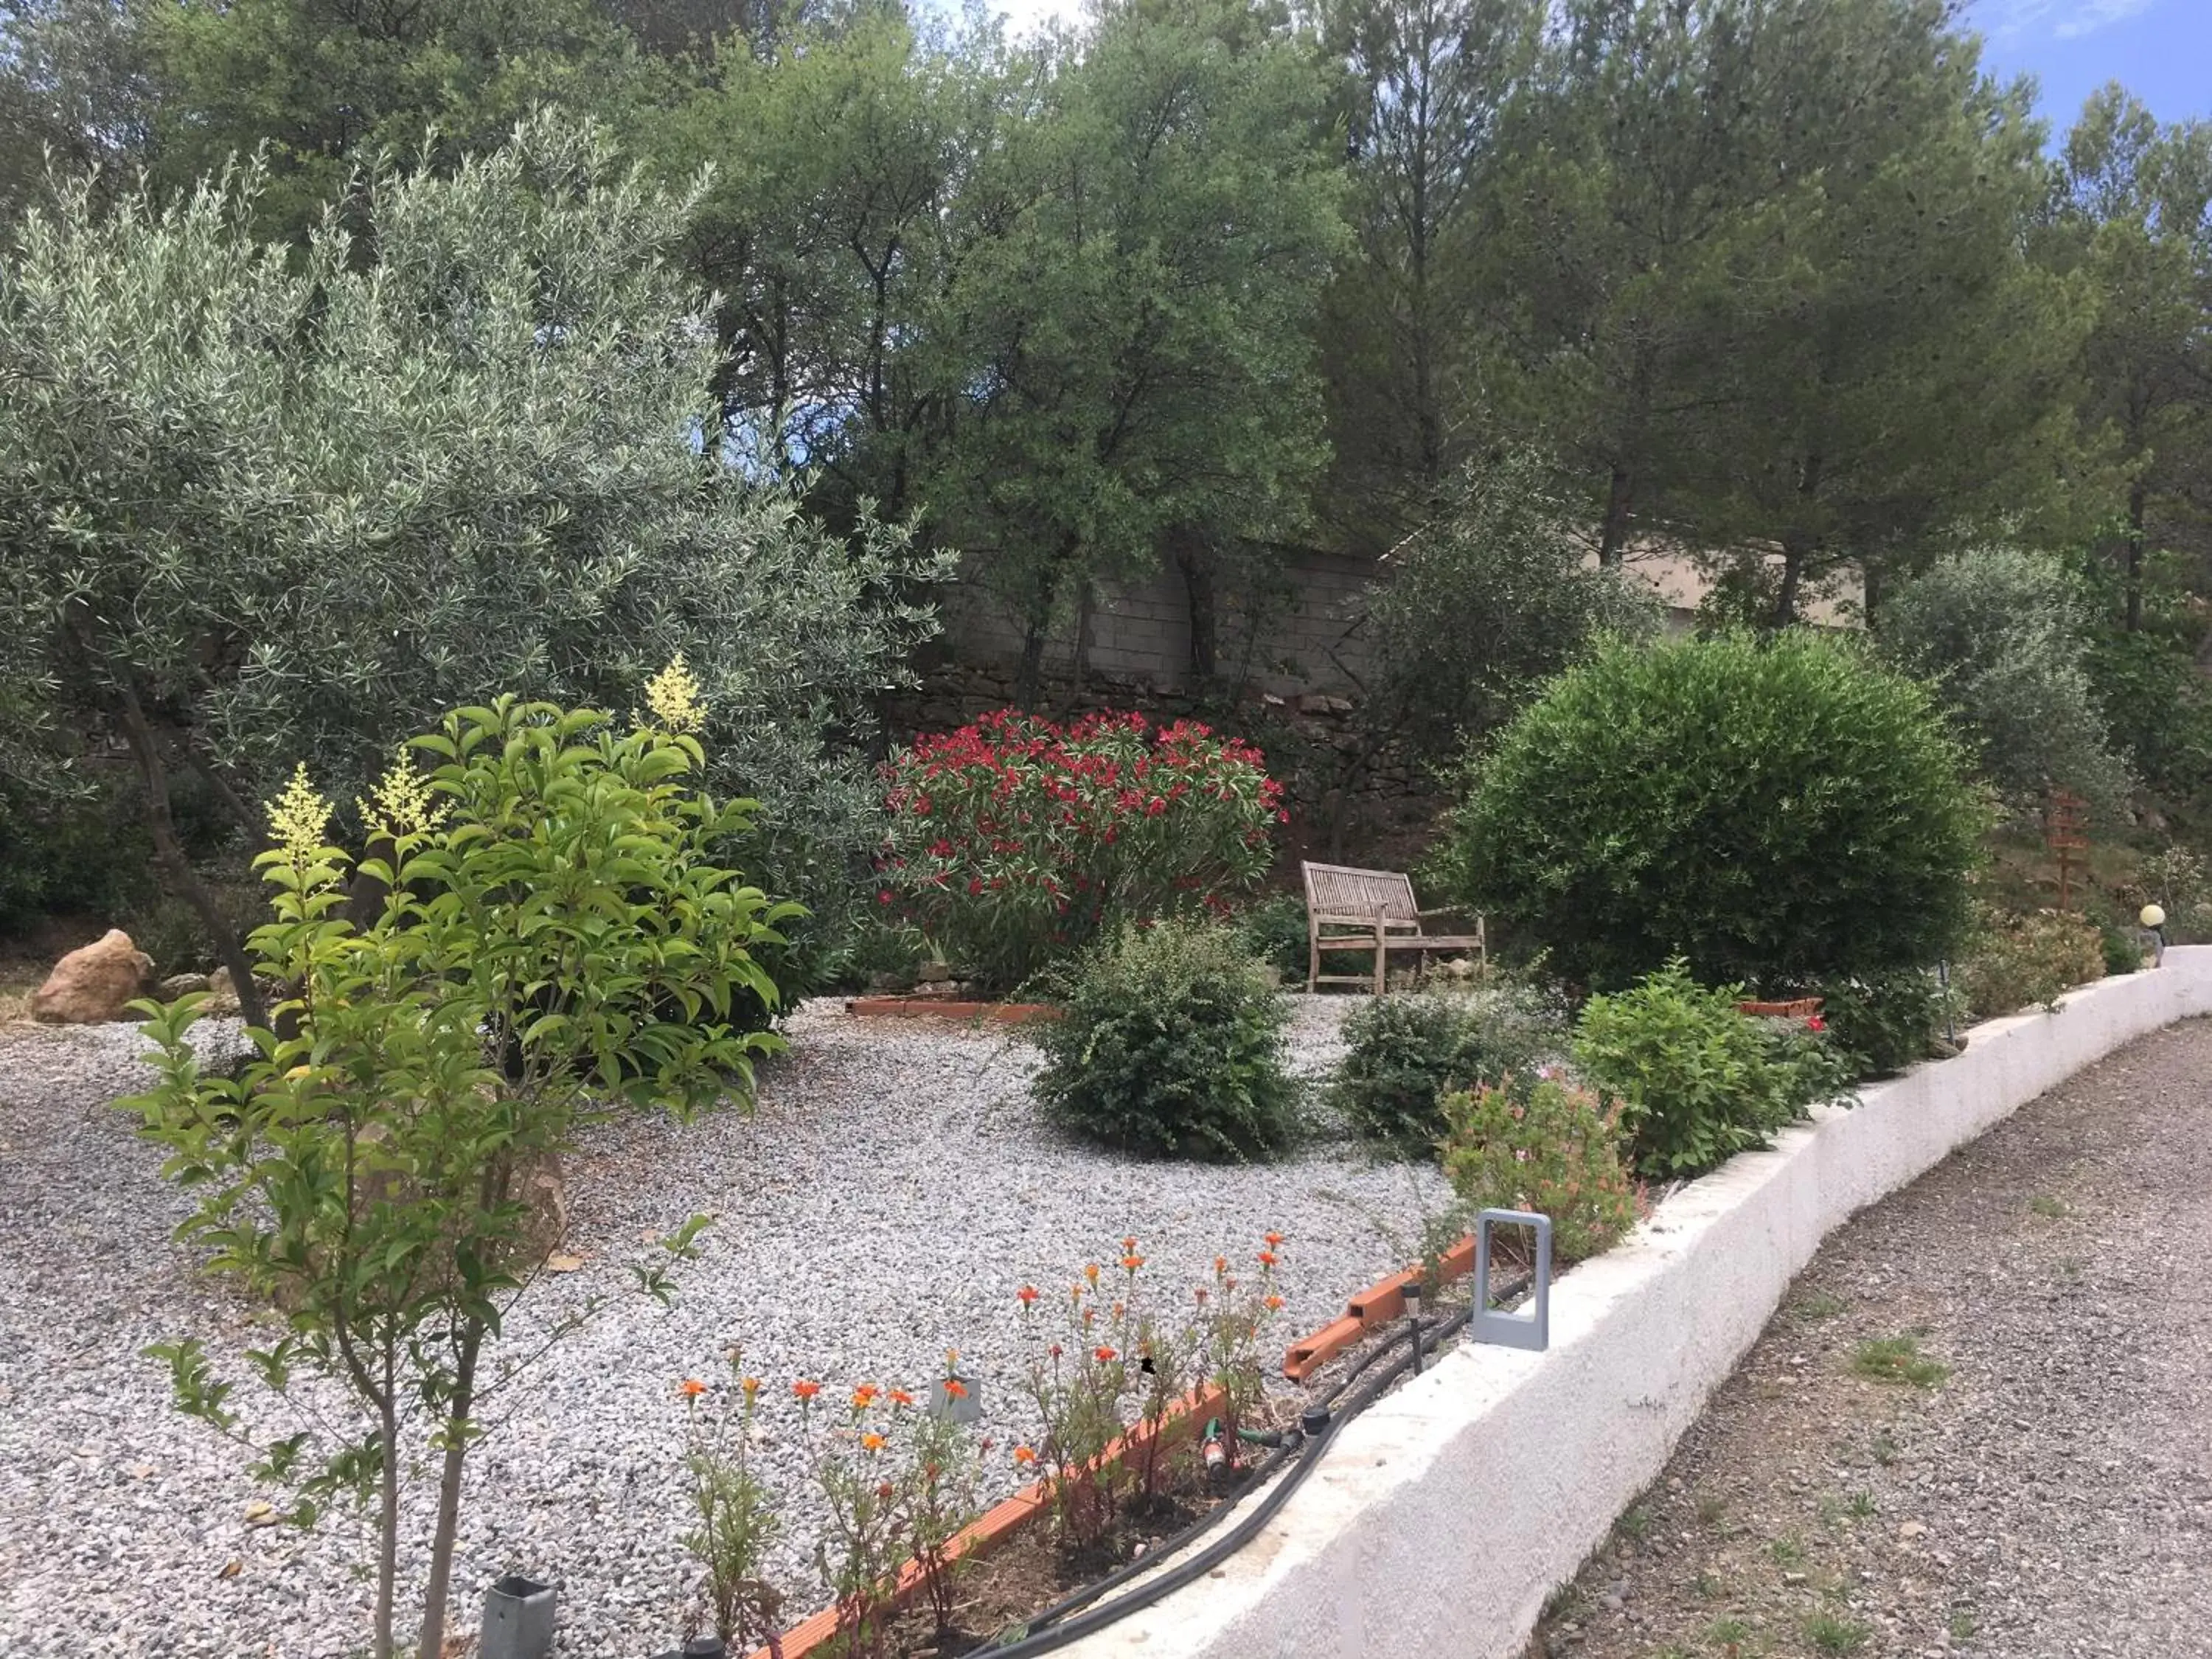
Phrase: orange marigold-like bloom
[
  {"left": 852, "top": 1385, "right": 880, "bottom": 1410},
  {"left": 740, "top": 1377, "right": 762, "bottom": 1399},
  {"left": 1264, "top": 1231, "right": 1285, "bottom": 1248},
  {"left": 862, "top": 1432, "right": 887, "bottom": 1453},
  {"left": 793, "top": 1380, "right": 822, "bottom": 1402},
  {"left": 1264, "top": 1294, "right": 1284, "bottom": 1312},
  {"left": 1018, "top": 1284, "right": 1040, "bottom": 1307},
  {"left": 1121, "top": 1253, "right": 1144, "bottom": 1273},
  {"left": 1257, "top": 1250, "right": 1279, "bottom": 1267},
  {"left": 1213, "top": 1256, "right": 1228, "bottom": 1276},
  {"left": 944, "top": 1378, "right": 969, "bottom": 1400},
  {"left": 1084, "top": 1262, "right": 1101, "bottom": 1287},
  {"left": 680, "top": 1378, "right": 706, "bottom": 1398},
  {"left": 889, "top": 1388, "right": 916, "bottom": 1408},
  {"left": 1093, "top": 1346, "right": 1117, "bottom": 1363},
  {"left": 1014, "top": 1445, "right": 1038, "bottom": 1466},
  {"left": 1121, "top": 1236, "right": 1138, "bottom": 1253}
]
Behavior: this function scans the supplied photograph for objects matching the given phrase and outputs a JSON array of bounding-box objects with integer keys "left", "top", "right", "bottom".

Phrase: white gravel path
[{"left": 0, "top": 997, "right": 1445, "bottom": 1658}]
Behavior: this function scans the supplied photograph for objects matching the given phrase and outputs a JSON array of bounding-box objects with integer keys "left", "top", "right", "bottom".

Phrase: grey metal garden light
[{"left": 2142, "top": 903, "right": 2168, "bottom": 967}]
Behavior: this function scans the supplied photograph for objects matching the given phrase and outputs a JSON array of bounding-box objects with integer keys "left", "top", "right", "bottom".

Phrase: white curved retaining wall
[{"left": 1066, "top": 949, "right": 2212, "bottom": 1659}]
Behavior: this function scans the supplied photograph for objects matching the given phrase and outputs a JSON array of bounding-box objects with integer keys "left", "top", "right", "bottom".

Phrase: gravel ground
[
  {"left": 0, "top": 995, "right": 1444, "bottom": 1658},
  {"left": 1526, "top": 1016, "right": 2212, "bottom": 1659}
]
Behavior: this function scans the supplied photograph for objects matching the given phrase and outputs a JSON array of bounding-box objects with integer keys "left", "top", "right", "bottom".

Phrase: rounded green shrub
[
  {"left": 1032, "top": 919, "right": 1297, "bottom": 1160},
  {"left": 1437, "top": 632, "right": 1989, "bottom": 991},
  {"left": 1328, "top": 984, "right": 1567, "bottom": 1155}
]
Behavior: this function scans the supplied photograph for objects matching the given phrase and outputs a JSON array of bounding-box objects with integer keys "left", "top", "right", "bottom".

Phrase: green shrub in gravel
[
  {"left": 1440, "top": 1075, "right": 1638, "bottom": 1263},
  {"left": 1329, "top": 984, "right": 1568, "bottom": 1155},
  {"left": 1957, "top": 906, "right": 2105, "bottom": 1018},
  {"left": 1034, "top": 918, "right": 1297, "bottom": 1160},
  {"left": 1573, "top": 959, "right": 1804, "bottom": 1178}
]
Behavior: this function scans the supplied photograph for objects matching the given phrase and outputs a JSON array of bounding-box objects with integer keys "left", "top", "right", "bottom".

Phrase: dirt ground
[{"left": 1525, "top": 1017, "right": 2212, "bottom": 1659}]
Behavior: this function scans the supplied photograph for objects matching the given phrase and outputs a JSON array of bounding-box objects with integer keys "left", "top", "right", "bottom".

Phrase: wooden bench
[{"left": 1301, "top": 861, "right": 1486, "bottom": 994}]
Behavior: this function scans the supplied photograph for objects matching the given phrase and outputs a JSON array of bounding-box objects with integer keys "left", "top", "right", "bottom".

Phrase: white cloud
[{"left": 1973, "top": 0, "right": 2160, "bottom": 43}]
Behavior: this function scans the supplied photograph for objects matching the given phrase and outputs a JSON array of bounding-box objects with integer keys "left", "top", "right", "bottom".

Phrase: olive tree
[{"left": 0, "top": 113, "right": 942, "bottom": 1018}]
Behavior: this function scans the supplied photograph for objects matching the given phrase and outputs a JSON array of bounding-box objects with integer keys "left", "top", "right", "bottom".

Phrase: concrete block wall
[{"left": 1060, "top": 953, "right": 2212, "bottom": 1659}]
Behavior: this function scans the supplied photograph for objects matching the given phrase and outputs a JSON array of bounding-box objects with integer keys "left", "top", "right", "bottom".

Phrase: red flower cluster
[{"left": 878, "top": 709, "right": 1284, "bottom": 992}]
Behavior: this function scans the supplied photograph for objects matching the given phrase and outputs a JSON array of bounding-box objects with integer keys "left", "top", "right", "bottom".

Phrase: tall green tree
[
  {"left": 919, "top": 0, "right": 1349, "bottom": 700},
  {"left": 137, "top": 0, "right": 654, "bottom": 241},
  {"left": 1672, "top": 0, "right": 2087, "bottom": 622},
  {"left": 2046, "top": 84, "right": 2212, "bottom": 632},
  {"left": 1316, "top": 0, "right": 1543, "bottom": 549},
  {"left": 0, "top": 0, "right": 153, "bottom": 225},
  {"left": 0, "top": 115, "right": 941, "bottom": 1018}
]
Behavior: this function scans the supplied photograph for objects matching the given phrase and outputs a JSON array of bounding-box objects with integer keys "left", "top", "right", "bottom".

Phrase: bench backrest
[{"left": 1302, "top": 860, "right": 1420, "bottom": 924}]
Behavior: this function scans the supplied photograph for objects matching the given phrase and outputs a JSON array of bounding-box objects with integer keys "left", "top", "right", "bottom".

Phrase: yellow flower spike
[
  {"left": 265, "top": 764, "right": 333, "bottom": 863},
  {"left": 356, "top": 746, "right": 449, "bottom": 839},
  {"left": 642, "top": 653, "right": 707, "bottom": 735}
]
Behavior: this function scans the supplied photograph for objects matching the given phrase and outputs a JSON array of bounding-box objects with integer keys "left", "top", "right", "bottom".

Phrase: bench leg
[
  {"left": 1372, "top": 924, "right": 1387, "bottom": 995},
  {"left": 1308, "top": 925, "right": 1320, "bottom": 995}
]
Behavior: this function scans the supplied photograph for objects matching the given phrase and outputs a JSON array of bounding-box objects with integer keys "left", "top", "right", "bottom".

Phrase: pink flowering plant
[
  {"left": 879, "top": 709, "right": 1286, "bottom": 993},
  {"left": 1439, "top": 1075, "right": 1641, "bottom": 1264}
]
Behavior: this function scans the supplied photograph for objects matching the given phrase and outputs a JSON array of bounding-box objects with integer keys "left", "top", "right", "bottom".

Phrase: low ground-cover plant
[
  {"left": 1957, "top": 906, "right": 2104, "bottom": 1018},
  {"left": 1573, "top": 960, "right": 1838, "bottom": 1178},
  {"left": 1034, "top": 919, "right": 1296, "bottom": 1159},
  {"left": 1330, "top": 984, "right": 1568, "bottom": 1155},
  {"left": 1440, "top": 1076, "right": 1640, "bottom": 1263},
  {"left": 1438, "top": 631, "right": 1988, "bottom": 991},
  {"left": 880, "top": 710, "right": 1284, "bottom": 994},
  {"left": 125, "top": 688, "right": 792, "bottom": 1659}
]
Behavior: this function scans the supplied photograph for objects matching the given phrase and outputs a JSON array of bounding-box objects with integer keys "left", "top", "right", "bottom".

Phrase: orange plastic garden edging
[
  {"left": 844, "top": 998, "right": 1063, "bottom": 1025},
  {"left": 744, "top": 1382, "right": 1228, "bottom": 1659},
  {"left": 1281, "top": 1234, "right": 1478, "bottom": 1382},
  {"left": 1736, "top": 997, "right": 1824, "bottom": 1018}
]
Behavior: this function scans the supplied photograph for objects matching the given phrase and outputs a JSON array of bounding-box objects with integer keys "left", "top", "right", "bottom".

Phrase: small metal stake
[
  {"left": 1403, "top": 1279, "right": 1425, "bottom": 1375},
  {"left": 1472, "top": 1209, "right": 1551, "bottom": 1353}
]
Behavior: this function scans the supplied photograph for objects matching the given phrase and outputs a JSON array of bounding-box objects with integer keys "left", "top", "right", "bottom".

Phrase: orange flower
[
  {"left": 1264, "top": 1294, "right": 1284, "bottom": 1312},
  {"left": 679, "top": 1378, "right": 706, "bottom": 1398},
  {"left": 1121, "top": 1253, "right": 1145, "bottom": 1273},
  {"left": 852, "top": 1385, "right": 880, "bottom": 1410},
  {"left": 888, "top": 1388, "right": 916, "bottom": 1408},
  {"left": 1121, "top": 1235, "right": 1138, "bottom": 1253},
  {"left": 740, "top": 1377, "right": 762, "bottom": 1400},
  {"left": 861, "top": 1432, "right": 887, "bottom": 1452},
  {"left": 1084, "top": 1262, "right": 1101, "bottom": 1287},
  {"left": 1257, "top": 1250, "right": 1279, "bottom": 1267},
  {"left": 1014, "top": 1444, "right": 1038, "bottom": 1466},
  {"left": 944, "top": 1378, "right": 968, "bottom": 1400},
  {"left": 1213, "top": 1256, "right": 1228, "bottom": 1276},
  {"left": 1264, "top": 1231, "right": 1285, "bottom": 1248},
  {"left": 793, "top": 1380, "right": 821, "bottom": 1402},
  {"left": 877, "top": 1481, "right": 895, "bottom": 1501},
  {"left": 1093, "top": 1345, "right": 1117, "bottom": 1363},
  {"left": 1017, "top": 1284, "right": 1040, "bottom": 1307}
]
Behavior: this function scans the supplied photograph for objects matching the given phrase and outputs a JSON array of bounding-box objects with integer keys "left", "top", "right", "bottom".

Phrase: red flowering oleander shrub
[{"left": 880, "top": 709, "right": 1284, "bottom": 994}]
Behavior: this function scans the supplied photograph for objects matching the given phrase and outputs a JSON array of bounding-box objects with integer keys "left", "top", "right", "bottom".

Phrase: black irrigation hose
[{"left": 975, "top": 1304, "right": 1481, "bottom": 1659}]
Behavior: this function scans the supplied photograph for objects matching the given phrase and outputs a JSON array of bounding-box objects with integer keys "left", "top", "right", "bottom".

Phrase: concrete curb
[{"left": 1061, "top": 950, "right": 2212, "bottom": 1659}]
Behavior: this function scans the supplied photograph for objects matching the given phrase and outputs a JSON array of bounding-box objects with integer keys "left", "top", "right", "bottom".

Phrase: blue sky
[
  {"left": 1966, "top": 0, "right": 2212, "bottom": 135},
  {"left": 981, "top": 0, "right": 2211, "bottom": 139}
]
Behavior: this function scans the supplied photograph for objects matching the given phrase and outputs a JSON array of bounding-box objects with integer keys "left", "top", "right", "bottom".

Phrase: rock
[
  {"left": 203, "top": 967, "right": 243, "bottom": 1016},
  {"left": 29, "top": 931, "right": 153, "bottom": 1024},
  {"left": 156, "top": 973, "right": 210, "bottom": 1001}
]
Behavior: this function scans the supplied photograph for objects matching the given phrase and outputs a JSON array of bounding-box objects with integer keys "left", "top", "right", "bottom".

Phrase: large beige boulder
[{"left": 31, "top": 930, "right": 154, "bottom": 1023}]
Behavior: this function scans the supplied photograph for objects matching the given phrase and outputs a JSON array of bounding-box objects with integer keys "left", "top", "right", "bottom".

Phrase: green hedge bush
[
  {"left": 1809, "top": 971, "right": 1953, "bottom": 1077},
  {"left": 1327, "top": 984, "right": 1567, "bottom": 1155},
  {"left": 1572, "top": 961, "right": 1815, "bottom": 1178},
  {"left": 1033, "top": 919, "right": 1296, "bottom": 1160},
  {"left": 1957, "top": 908, "right": 2104, "bottom": 1019},
  {"left": 1438, "top": 632, "right": 1988, "bottom": 991}
]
